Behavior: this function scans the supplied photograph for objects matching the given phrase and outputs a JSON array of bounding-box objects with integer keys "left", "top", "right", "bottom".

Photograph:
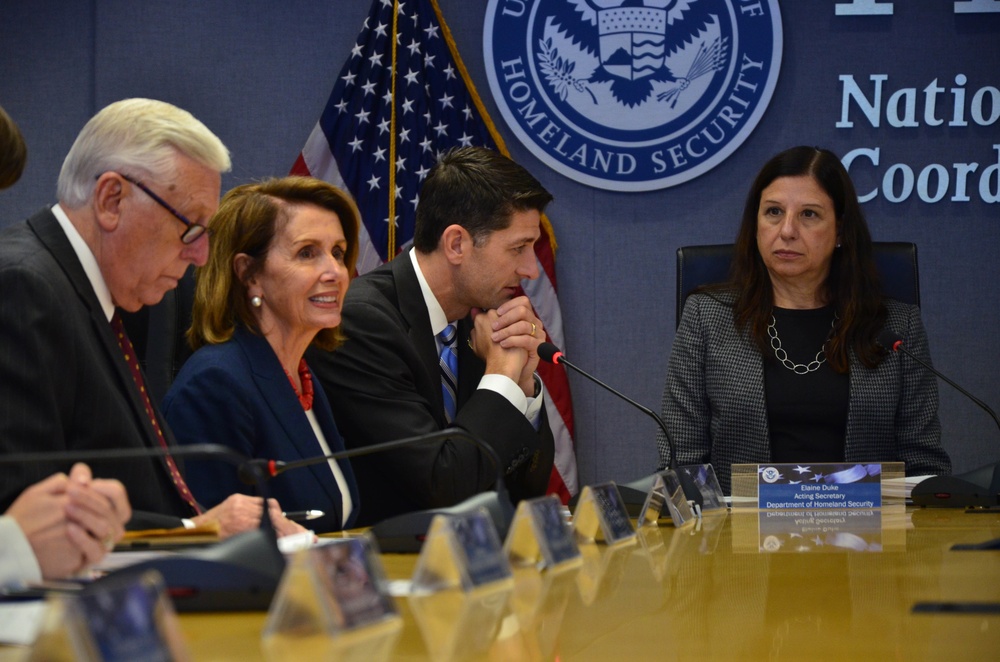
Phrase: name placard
[
  {"left": 572, "top": 482, "right": 636, "bottom": 545},
  {"left": 51, "top": 569, "right": 187, "bottom": 662},
  {"left": 636, "top": 470, "right": 696, "bottom": 528},
  {"left": 503, "top": 495, "right": 581, "bottom": 570},
  {"left": 676, "top": 463, "right": 728, "bottom": 513},
  {"left": 264, "top": 534, "right": 400, "bottom": 639},
  {"left": 411, "top": 509, "right": 513, "bottom": 594},
  {"left": 755, "top": 463, "right": 884, "bottom": 509}
]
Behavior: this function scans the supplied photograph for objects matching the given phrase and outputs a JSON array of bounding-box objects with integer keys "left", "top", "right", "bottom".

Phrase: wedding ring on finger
[
  {"left": 530, "top": 322, "right": 537, "bottom": 337},
  {"left": 103, "top": 534, "right": 115, "bottom": 551}
]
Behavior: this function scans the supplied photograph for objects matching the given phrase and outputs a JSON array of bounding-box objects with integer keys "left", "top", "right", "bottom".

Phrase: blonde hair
[
  {"left": 189, "top": 176, "right": 360, "bottom": 352},
  {"left": 57, "top": 98, "right": 230, "bottom": 207}
]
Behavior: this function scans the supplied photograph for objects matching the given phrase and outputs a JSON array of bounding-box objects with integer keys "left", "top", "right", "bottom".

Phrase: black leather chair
[
  {"left": 120, "top": 265, "right": 197, "bottom": 406},
  {"left": 676, "top": 242, "right": 920, "bottom": 328}
]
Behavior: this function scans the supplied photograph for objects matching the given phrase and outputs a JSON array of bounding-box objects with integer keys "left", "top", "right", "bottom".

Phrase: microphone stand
[
  {"left": 538, "top": 343, "right": 676, "bottom": 471},
  {"left": 0, "top": 444, "right": 287, "bottom": 611},
  {"left": 880, "top": 332, "right": 1000, "bottom": 509},
  {"left": 537, "top": 342, "right": 701, "bottom": 514},
  {"left": 240, "top": 427, "right": 514, "bottom": 554},
  {"left": 1, "top": 444, "right": 278, "bottom": 534},
  {"left": 885, "top": 339, "right": 1000, "bottom": 433}
]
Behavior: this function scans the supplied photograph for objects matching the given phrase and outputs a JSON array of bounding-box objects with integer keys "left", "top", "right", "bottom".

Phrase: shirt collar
[
  {"left": 408, "top": 248, "right": 450, "bottom": 335},
  {"left": 51, "top": 204, "right": 115, "bottom": 322}
]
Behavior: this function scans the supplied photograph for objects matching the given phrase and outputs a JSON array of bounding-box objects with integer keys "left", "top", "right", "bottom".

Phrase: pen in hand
[{"left": 282, "top": 509, "right": 325, "bottom": 522}]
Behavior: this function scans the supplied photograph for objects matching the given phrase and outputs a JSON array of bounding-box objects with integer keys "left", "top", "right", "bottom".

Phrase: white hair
[{"left": 57, "top": 98, "right": 231, "bottom": 207}]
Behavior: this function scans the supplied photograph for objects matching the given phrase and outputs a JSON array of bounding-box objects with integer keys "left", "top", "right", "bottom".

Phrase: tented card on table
[
  {"left": 572, "top": 482, "right": 636, "bottom": 545},
  {"left": 263, "top": 534, "right": 400, "bottom": 639},
  {"left": 675, "top": 463, "right": 728, "bottom": 513},
  {"left": 731, "top": 462, "right": 905, "bottom": 509},
  {"left": 503, "top": 494, "right": 581, "bottom": 570},
  {"left": 411, "top": 510, "right": 513, "bottom": 594},
  {"left": 637, "top": 470, "right": 696, "bottom": 528},
  {"left": 30, "top": 569, "right": 188, "bottom": 662}
]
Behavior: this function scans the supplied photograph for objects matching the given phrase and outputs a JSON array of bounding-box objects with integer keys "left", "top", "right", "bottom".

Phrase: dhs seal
[
  {"left": 761, "top": 467, "right": 782, "bottom": 484},
  {"left": 484, "top": 0, "right": 782, "bottom": 191}
]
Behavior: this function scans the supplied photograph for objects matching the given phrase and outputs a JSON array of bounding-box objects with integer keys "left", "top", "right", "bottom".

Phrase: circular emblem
[
  {"left": 761, "top": 535, "right": 782, "bottom": 552},
  {"left": 760, "top": 466, "right": 781, "bottom": 483},
  {"left": 484, "top": 0, "right": 783, "bottom": 191}
]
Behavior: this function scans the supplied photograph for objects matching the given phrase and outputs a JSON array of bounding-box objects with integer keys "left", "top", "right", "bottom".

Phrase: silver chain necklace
[{"left": 767, "top": 313, "right": 837, "bottom": 375}]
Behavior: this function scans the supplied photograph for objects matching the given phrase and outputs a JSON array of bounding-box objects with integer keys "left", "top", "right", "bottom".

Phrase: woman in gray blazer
[{"left": 657, "top": 146, "right": 951, "bottom": 494}]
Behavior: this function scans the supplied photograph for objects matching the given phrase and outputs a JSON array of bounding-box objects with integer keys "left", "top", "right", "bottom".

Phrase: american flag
[{"left": 291, "top": 0, "right": 578, "bottom": 501}]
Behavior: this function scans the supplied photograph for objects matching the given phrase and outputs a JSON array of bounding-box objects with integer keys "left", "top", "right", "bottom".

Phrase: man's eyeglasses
[{"left": 114, "top": 172, "right": 209, "bottom": 244}]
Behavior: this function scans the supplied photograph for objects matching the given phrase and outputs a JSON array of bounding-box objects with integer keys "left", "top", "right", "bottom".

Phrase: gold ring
[{"left": 530, "top": 322, "right": 537, "bottom": 337}]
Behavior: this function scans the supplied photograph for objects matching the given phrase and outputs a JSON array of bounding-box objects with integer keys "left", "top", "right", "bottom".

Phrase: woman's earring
[{"left": 250, "top": 295, "right": 263, "bottom": 308}]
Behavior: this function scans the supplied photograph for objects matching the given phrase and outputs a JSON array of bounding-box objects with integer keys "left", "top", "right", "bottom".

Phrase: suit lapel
[
  {"left": 234, "top": 328, "right": 347, "bottom": 520},
  {"left": 390, "top": 255, "right": 446, "bottom": 421},
  {"left": 28, "top": 210, "right": 172, "bottom": 463}
]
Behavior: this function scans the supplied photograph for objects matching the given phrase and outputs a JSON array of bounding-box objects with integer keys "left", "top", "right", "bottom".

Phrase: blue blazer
[{"left": 163, "top": 326, "right": 359, "bottom": 532}]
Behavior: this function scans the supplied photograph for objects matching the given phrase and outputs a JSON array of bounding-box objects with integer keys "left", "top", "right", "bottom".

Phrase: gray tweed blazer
[{"left": 656, "top": 292, "right": 952, "bottom": 493}]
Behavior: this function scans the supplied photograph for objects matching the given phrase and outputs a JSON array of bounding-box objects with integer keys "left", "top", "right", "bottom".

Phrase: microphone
[
  {"left": 238, "top": 427, "right": 515, "bottom": 553},
  {"left": 0, "top": 444, "right": 286, "bottom": 612},
  {"left": 877, "top": 330, "right": 1000, "bottom": 508},
  {"left": 538, "top": 342, "right": 686, "bottom": 514},
  {"left": 538, "top": 342, "right": 676, "bottom": 470}
]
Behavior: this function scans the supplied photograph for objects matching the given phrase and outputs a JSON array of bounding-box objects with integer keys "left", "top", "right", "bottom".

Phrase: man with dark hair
[
  {"left": 0, "top": 103, "right": 27, "bottom": 189},
  {"left": 309, "top": 146, "right": 555, "bottom": 525}
]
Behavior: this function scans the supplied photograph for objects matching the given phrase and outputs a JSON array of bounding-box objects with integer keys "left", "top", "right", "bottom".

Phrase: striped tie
[
  {"left": 438, "top": 323, "right": 458, "bottom": 423},
  {"left": 111, "top": 312, "right": 202, "bottom": 515}
]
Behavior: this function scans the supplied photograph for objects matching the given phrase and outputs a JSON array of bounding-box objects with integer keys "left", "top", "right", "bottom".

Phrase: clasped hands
[
  {"left": 6, "top": 462, "right": 131, "bottom": 579},
  {"left": 469, "top": 295, "right": 543, "bottom": 398}
]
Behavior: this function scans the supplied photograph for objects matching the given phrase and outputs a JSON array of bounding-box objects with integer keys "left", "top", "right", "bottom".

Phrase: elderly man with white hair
[{"left": 0, "top": 99, "right": 303, "bottom": 551}]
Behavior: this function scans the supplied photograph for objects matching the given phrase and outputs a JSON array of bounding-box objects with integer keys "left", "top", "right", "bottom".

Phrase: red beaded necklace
[{"left": 284, "top": 358, "right": 314, "bottom": 411}]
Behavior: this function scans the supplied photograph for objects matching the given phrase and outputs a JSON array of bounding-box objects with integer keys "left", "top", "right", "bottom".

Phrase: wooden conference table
[{"left": 164, "top": 506, "right": 1000, "bottom": 661}]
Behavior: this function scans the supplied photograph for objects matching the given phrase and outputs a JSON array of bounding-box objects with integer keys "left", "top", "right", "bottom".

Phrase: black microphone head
[
  {"left": 878, "top": 329, "right": 904, "bottom": 352},
  {"left": 238, "top": 460, "right": 266, "bottom": 486},
  {"left": 538, "top": 342, "right": 562, "bottom": 364}
]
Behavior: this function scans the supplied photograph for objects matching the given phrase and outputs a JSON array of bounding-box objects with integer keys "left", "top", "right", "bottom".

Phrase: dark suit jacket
[
  {"left": 658, "top": 292, "right": 952, "bottom": 493},
  {"left": 0, "top": 208, "right": 193, "bottom": 526},
  {"left": 162, "top": 326, "right": 359, "bottom": 533},
  {"left": 307, "top": 252, "right": 554, "bottom": 525}
]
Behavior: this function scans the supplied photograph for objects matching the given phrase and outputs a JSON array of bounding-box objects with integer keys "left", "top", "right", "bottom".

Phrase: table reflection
[{"left": 732, "top": 508, "right": 909, "bottom": 554}]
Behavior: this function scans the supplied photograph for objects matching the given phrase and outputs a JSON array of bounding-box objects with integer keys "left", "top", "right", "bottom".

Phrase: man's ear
[
  {"left": 92, "top": 173, "right": 127, "bottom": 233},
  {"left": 441, "top": 224, "right": 471, "bottom": 265}
]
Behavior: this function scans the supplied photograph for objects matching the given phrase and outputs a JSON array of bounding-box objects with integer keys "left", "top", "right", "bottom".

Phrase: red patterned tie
[{"left": 110, "top": 312, "right": 202, "bottom": 515}]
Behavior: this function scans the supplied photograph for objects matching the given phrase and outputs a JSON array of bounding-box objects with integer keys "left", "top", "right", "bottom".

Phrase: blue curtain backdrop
[{"left": 1, "top": 1, "right": 997, "bottom": 485}]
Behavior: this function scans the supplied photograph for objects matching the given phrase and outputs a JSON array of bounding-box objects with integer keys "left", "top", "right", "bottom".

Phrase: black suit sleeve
[
  {"left": 309, "top": 294, "right": 553, "bottom": 525},
  {"left": 0, "top": 217, "right": 191, "bottom": 519},
  {"left": 0, "top": 257, "right": 76, "bottom": 510}
]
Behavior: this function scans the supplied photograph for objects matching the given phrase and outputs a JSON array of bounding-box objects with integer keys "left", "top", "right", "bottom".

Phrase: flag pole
[
  {"left": 428, "top": 0, "right": 557, "bottom": 255},
  {"left": 387, "top": 0, "right": 401, "bottom": 260}
]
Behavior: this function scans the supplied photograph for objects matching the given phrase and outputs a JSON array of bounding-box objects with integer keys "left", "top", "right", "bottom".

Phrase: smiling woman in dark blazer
[
  {"left": 163, "top": 177, "right": 360, "bottom": 533},
  {"left": 656, "top": 146, "right": 951, "bottom": 494}
]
